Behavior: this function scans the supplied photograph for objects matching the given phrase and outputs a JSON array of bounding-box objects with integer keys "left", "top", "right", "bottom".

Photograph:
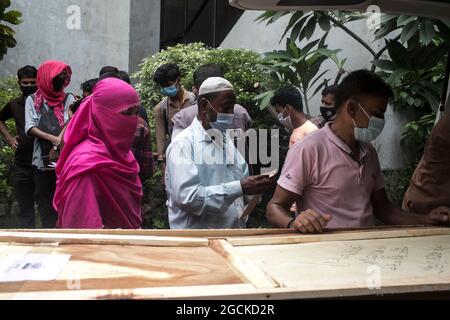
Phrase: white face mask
[
  {"left": 277, "top": 106, "right": 294, "bottom": 130},
  {"left": 352, "top": 103, "right": 385, "bottom": 142}
]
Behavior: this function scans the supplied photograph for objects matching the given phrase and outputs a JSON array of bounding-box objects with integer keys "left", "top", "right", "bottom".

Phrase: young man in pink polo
[{"left": 267, "top": 70, "right": 450, "bottom": 233}]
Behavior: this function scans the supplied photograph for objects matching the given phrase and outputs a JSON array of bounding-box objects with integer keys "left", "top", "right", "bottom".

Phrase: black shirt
[{"left": 0, "top": 96, "right": 35, "bottom": 167}]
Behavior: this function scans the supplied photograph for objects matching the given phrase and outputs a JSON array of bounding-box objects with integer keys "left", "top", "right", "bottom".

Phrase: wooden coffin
[{"left": 0, "top": 226, "right": 450, "bottom": 300}]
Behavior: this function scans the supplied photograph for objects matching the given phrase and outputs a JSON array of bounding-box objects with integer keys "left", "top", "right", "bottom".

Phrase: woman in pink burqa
[{"left": 53, "top": 78, "right": 143, "bottom": 229}]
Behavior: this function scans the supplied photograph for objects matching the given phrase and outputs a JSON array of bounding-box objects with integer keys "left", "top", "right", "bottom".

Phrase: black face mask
[
  {"left": 320, "top": 107, "right": 337, "bottom": 122},
  {"left": 20, "top": 85, "right": 38, "bottom": 97},
  {"left": 53, "top": 76, "right": 66, "bottom": 92}
]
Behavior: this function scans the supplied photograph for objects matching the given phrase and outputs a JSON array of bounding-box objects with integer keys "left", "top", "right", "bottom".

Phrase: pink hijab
[
  {"left": 35, "top": 60, "right": 72, "bottom": 127},
  {"left": 53, "top": 78, "right": 142, "bottom": 229}
]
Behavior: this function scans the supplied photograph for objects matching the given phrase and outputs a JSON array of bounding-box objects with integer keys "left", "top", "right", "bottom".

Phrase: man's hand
[
  {"left": 8, "top": 136, "right": 19, "bottom": 149},
  {"left": 425, "top": 206, "right": 450, "bottom": 226},
  {"left": 49, "top": 135, "right": 61, "bottom": 147},
  {"left": 241, "top": 175, "right": 276, "bottom": 195},
  {"left": 291, "top": 209, "right": 332, "bottom": 233}
]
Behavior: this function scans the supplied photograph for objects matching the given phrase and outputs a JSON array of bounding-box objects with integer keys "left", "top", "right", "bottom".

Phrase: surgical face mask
[
  {"left": 206, "top": 100, "right": 235, "bottom": 133},
  {"left": 161, "top": 84, "right": 178, "bottom": 98},
  {"left": 320, "top": 106, "right": 336, "bottom": 122},
  {"left": 353, "top": 103, "right": 385, "bottom": 142},
  {"left": 277, "top": 107, "right": 294, "bottom": 130}
]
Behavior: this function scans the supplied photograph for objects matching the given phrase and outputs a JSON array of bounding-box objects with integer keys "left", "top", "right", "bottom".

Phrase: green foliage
[
  {"left": 371, "top": 16, "right": 449, "bottom": 162},
  {"left": 0, "top": 76, "right": 19, "bottom": 207},
  {"left": 0, "top": 0, "right": 22, "bottom": 60},
  {"left": 0, "top": 145, "right": 13, "bottom": 203},
  {"left": 141, "top": 173, "right": 169, "bottom": 229},
  {"left": 401, "top": 113, "right": 436, "bottom": 163},
  {"left": 383, "top": 167, "right": 415, "bottom": 206},
  {"left": 258, "top": 10, "right": 449, "bottom": 164},
  {"left": 134, "top": 43, "right": 265, "bottom": 110},
  {"left": 255, "top": 37, "right": 345, "bottom": 114},
  {"left": 0, "top": 76, "right": 20, "bottom": 108}
]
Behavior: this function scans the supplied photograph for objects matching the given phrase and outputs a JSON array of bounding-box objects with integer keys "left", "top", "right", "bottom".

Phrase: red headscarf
[{"left": 35, "top": 60, "right": 72, "bottom": 127}]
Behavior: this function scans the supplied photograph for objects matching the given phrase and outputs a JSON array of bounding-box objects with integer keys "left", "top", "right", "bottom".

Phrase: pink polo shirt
[{"left": 278, "top": 122, "right": 385, "bottom": 228}]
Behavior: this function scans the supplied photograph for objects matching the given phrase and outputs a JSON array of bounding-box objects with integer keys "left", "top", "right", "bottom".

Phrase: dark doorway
[{"left": 160, "top": 0, "right": 243, "bottom": 49}]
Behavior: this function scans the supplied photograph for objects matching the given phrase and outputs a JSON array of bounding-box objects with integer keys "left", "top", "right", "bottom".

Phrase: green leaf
[
  {"left": 280, "top": 11, "right": 304, "bottom": 41},
  {"left": 397, "top": 15, "right": 417, "bottom": 27},
  {"left": 318, "top": 14, "right": 331, "bottom": 32},
  {"left": 254, "top": 90, "right": 275, "bottom": 110},
  {"left": 300, "top": 15, "right": 317, "bottom": 41},
  {"left": 419, "top": 20, "right": 435, "bottom": 45},
  {"left": 308, "top": 69, "right": 329, "bottom": 91},
  {"left": 290, "top": 15, "right": 310, "bottom": 43},
  {"left": 301, "top": 39, "right": 320, "bottom": 56},
  {"left": 2, "top": 10, "right": 22, "bottom": 24},
  {"left": 371, "top": 59, "right": 398, "bottom": 71},
  {"left": 386, "top": 40, "right": 410, "bottom": 67},
  {"left": 287, "top": 41, "right": 300, "bottom": 58},
  {"left": 388, "top": 68, "right": 411, "bottom": 85},
  {"left": 400, "top": 22, "right": 419, "bottom": 43},
  {"left": 312, "top": 80, "right": 328, "bottom": 97}
]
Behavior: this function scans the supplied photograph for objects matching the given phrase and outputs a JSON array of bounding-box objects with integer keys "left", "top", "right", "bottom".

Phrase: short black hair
[
  {"left": 335, "top": 69, "right": 394, "bottom": 109},
  {"left": 118, "top": 70, "right": 131, "bottom": 84},
  {"left": 193, "top": 63, "right": 224, "bottom": 89},
  {"left": 17, "top": 65, "right": 37, "bottom": 80},
  {"left": 99, "top": 66, "right": 119, "bottom": 77},
  {"left": 271, "top": 85, "right": 304, "bottom": 112},
  {"left": 80, "top": 78, "right": 98, "bottom": 93},
  {"left": 153, "top": 63, "right": 181, "bottom": 87},
  {"left": 322, "top": 84, "right": 340, "bottom": 97},
  {"left": 99, "top": 72, "right": 121, "bottom": 82},
  {"left": 69, "top": 98, "right": 84, "bottom": 115}
]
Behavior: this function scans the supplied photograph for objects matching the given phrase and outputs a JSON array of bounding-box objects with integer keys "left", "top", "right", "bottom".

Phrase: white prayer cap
[{"left": 199, "top": 77, "right": 234, "bottom": 96}]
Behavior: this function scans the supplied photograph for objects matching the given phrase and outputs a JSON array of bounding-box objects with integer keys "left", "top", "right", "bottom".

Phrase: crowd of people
[{"left": 0, "top": 59, "right": 449, "bottom": 231}]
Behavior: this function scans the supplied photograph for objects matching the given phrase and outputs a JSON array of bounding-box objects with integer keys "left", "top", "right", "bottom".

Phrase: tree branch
[{"left": 321, "top": 12, "right": 377, "bottom": 58}]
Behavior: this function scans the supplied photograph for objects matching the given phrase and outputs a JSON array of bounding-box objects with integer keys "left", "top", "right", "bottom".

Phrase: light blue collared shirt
[{"left": 165, "top": 117, "right": 250, "bottom": 229}]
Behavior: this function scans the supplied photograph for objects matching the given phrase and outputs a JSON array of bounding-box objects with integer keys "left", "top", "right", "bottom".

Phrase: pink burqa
[{"left": 53, "top": 78, "right": 143, "bottom": 229}]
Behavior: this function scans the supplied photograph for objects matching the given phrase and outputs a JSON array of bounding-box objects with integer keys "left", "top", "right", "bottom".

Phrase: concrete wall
[
  {"left": 129, "top": 0, "right": 160, "bottom": 75},
  {"left": 221, "top": 11, "right": 415, "bottom": 169},
  {"left": 0, "top": 0, "right": 161, "bottom": 95}
]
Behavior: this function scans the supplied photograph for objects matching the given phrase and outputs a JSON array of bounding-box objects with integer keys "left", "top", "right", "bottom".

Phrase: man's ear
[
  {"left": 346, "top": 99, "right": 358, "bottom": 118},
  {"left": 192, "top": 87, "right": 198, "bottom": 96}
]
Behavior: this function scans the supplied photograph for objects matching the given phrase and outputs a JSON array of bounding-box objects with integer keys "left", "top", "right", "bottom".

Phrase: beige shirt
[{"left": 154, "top": 89, "right": 195, "bottom": 157}]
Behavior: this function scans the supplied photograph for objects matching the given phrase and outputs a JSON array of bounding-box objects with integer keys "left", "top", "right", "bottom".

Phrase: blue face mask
[
  {"left": 207, "top": 101, "right": 235, "bottom": 133},
  {"left": 353, "top": 103, "right": 385, "bottom": 142},
  {"left": 161, "top": 84, "right": 178, "bottom": 97}
]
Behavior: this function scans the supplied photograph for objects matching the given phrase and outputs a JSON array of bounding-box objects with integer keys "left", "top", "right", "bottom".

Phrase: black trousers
[
  {"left": 13, "top": 164, "right": 36, "bottom": 228},
  {"left": 33, "top": 167, "right": 58, "bottom": 228}
]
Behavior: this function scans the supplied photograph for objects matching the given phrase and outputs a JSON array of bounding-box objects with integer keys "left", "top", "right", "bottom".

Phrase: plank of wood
[
  {"left": 227, "top": 227, "right": 450, "bottom": 246},
  {"left": 235, "top": 235, "right": 450, "bottom": 296},
  {"left": 0, "top": 231, "right": 208, "bottom": 247},
  {"left": 1, "top": 228, "right": 298, "bottom": 238},
  {"left": 2, "top": 281, "right": 450, "bottom": 300},
  {"left": 0, "top": 284, "right": 258, "bottom": 300},
  {"left": 209, "top": 239, "right": 280, "bottom": 289},
  {"left": 0, "top": 243, "right": 244, "bottom": 294}
]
